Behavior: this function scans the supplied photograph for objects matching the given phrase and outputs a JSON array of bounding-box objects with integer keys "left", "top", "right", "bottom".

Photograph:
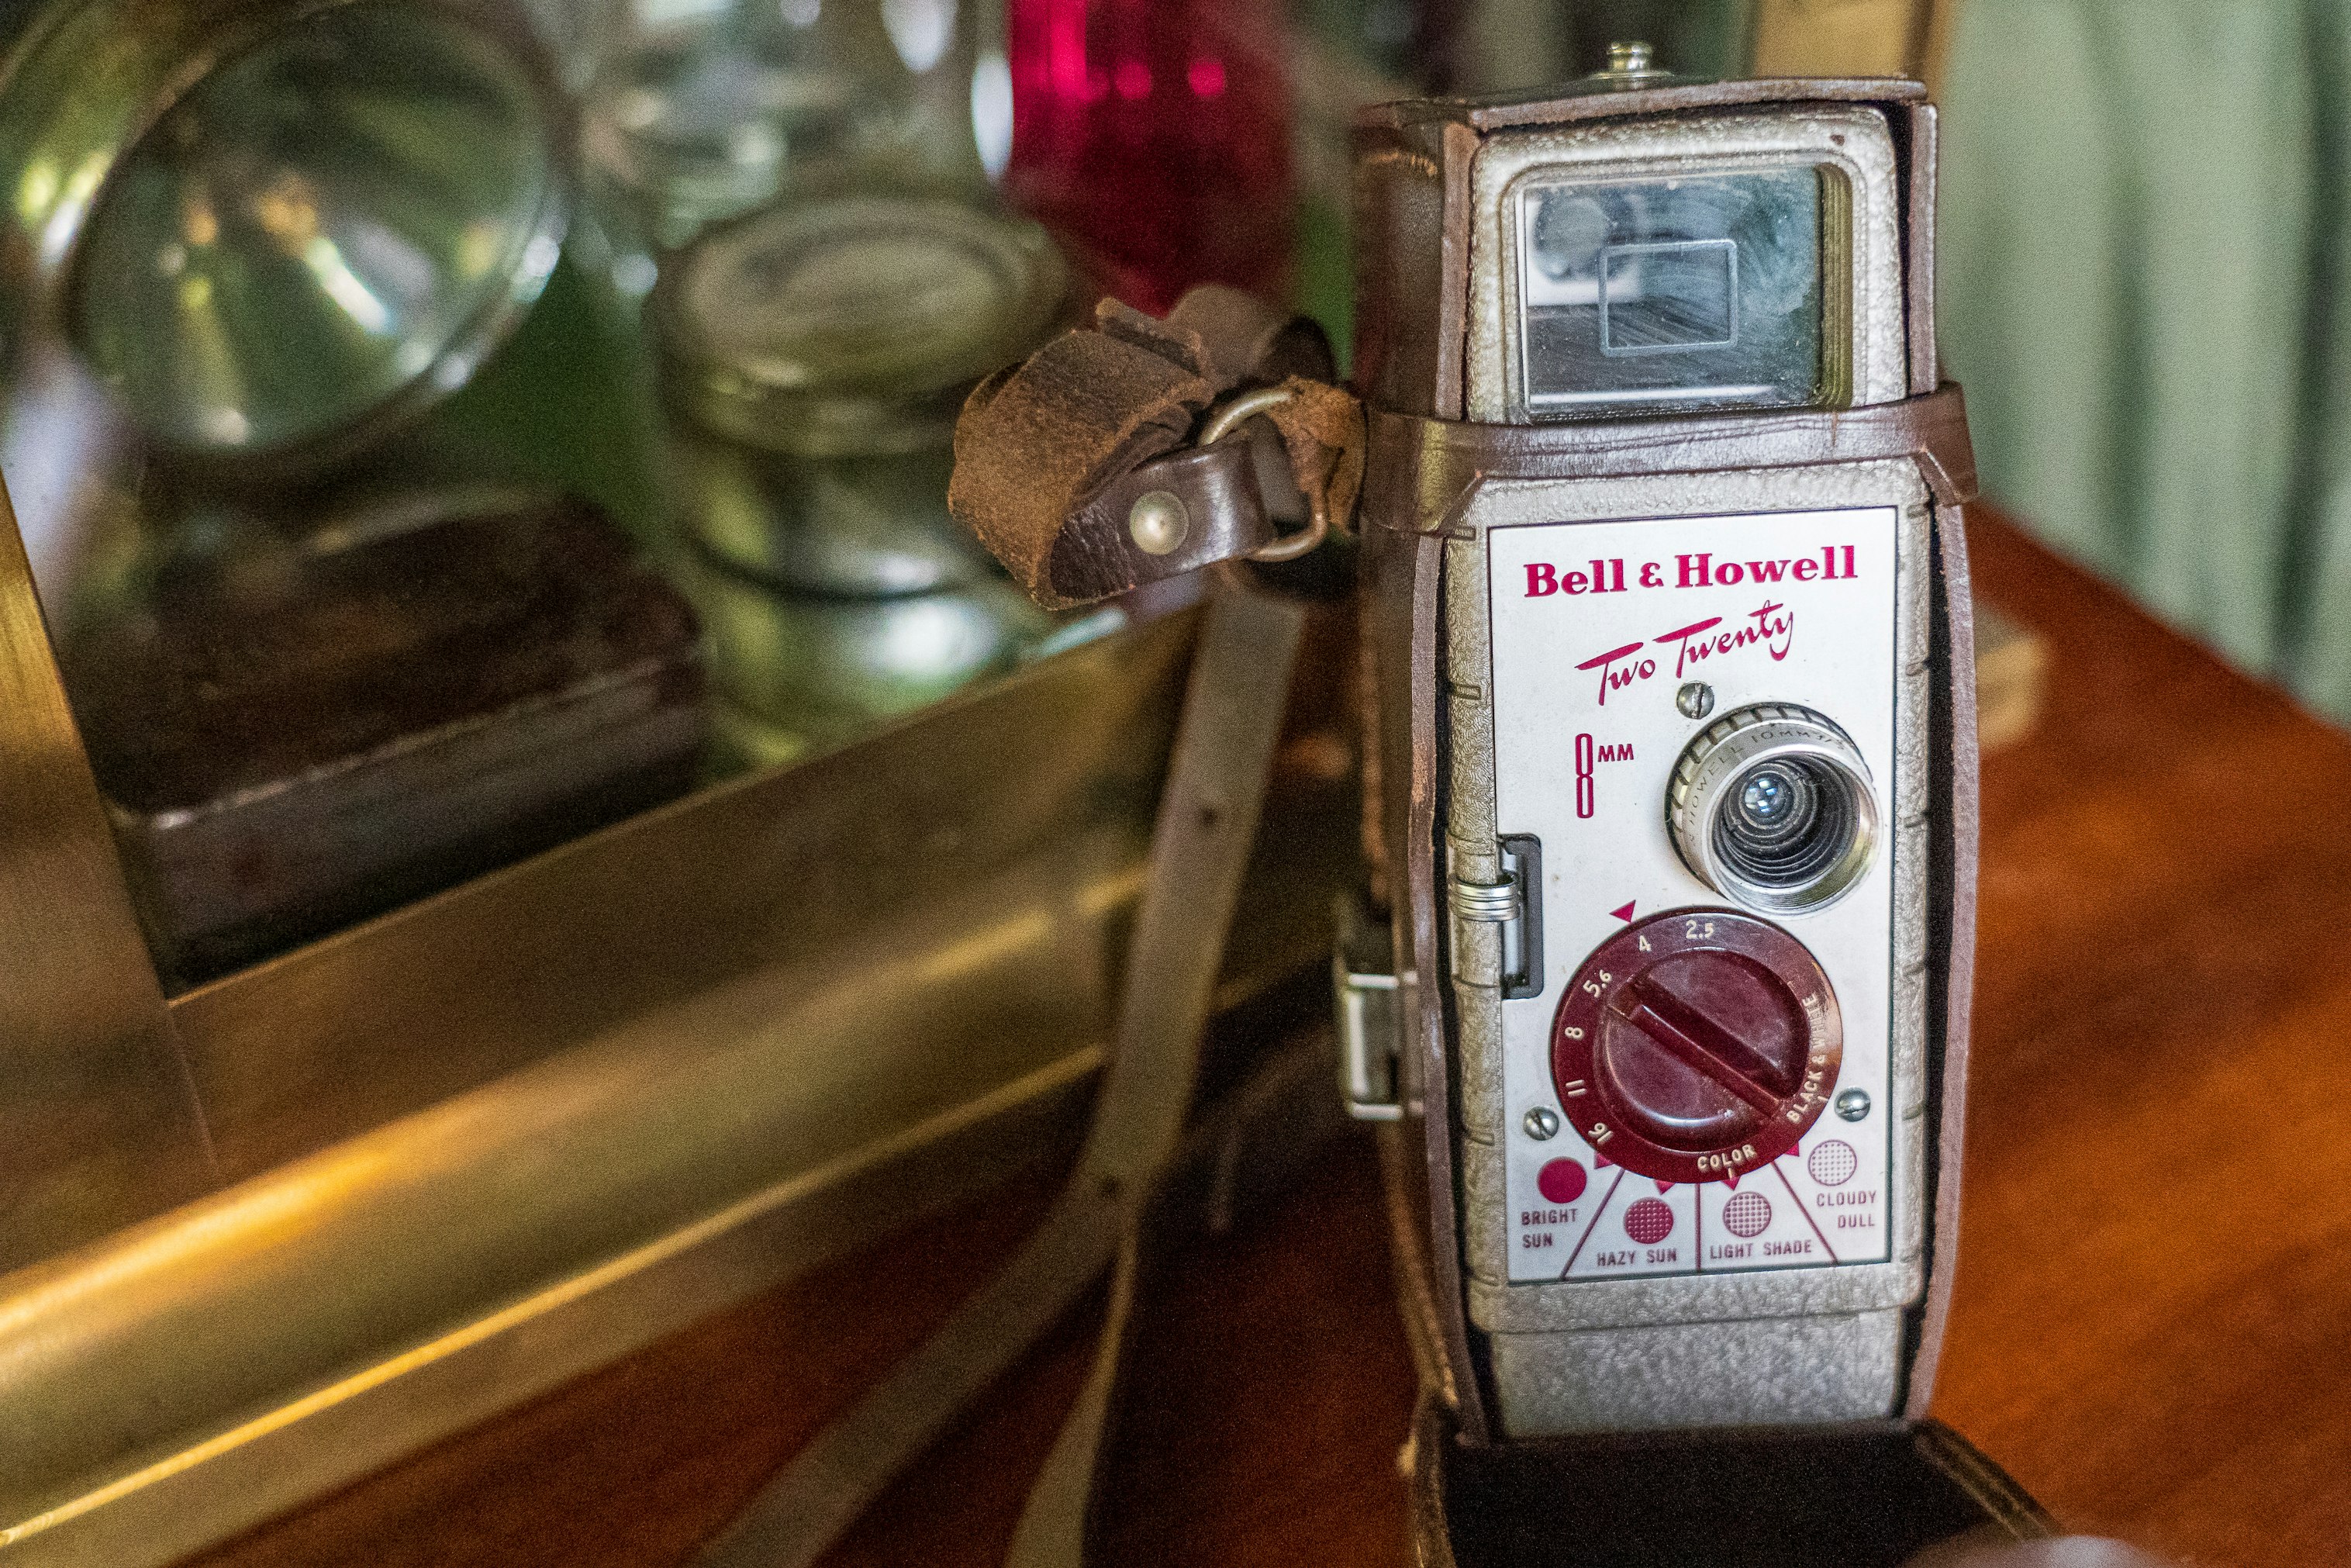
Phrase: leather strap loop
[{"left": 949, "top": 290, "right": 1352, "bottom": 610}]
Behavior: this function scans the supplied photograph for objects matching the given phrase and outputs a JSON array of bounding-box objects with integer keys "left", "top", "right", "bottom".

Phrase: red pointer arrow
[{"left": 1609, "top": 901, "right": 1636, "bottom": 922}]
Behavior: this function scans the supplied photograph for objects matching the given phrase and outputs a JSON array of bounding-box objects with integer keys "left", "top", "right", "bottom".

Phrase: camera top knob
[{"left": 1550, "top": 909, "right": 1842, "bottom": 1186}]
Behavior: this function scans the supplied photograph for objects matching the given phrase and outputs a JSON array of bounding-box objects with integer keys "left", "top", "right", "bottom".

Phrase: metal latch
[{"left": 1333, "top": 890, "right": 1403, "bottom": 1121}]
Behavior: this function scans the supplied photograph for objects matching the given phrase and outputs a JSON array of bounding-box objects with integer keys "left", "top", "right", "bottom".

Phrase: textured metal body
[
  {"left": 1352, "top": 78, "right": 1973, "bottom": 1444},
  {"left": 1448, "top": 464, "right": 1933, "bottom": 1434}
]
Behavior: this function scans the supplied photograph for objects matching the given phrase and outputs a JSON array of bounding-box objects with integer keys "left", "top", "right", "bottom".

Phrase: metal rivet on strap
[{"left": 1127, "top": 489, "right": 1189, "bottom": 555}]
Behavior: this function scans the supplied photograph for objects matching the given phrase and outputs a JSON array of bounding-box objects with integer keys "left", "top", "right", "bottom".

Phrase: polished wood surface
[{"left": 187, "top": 510, "right": 2351, "bottom": 1568}]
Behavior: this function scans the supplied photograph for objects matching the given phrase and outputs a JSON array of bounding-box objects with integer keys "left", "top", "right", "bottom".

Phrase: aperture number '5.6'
[{"left": 1570, "top": 733, "right": 1634, "bottom": 819}]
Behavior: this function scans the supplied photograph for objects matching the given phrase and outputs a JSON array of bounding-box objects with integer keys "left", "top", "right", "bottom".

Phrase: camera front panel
[
  {"left": 1483, "top": 502, "right": 1901, "bottom": 1287},
  {"left": 1430, "top": 102, "right": 1932, "bottom": 1435},
  {"left": 1440, "top": 461, "right": 1934, "bottom": 1435}
]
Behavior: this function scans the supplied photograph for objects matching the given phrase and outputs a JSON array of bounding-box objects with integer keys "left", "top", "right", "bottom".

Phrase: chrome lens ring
[{"left": 1666, "top": 702, "right": 1878, "bottom": 914}]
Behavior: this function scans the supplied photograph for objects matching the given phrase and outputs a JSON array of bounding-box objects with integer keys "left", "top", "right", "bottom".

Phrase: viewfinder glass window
[{"left": 1516, "top": 165, "right": 1841, "bottom": 416}]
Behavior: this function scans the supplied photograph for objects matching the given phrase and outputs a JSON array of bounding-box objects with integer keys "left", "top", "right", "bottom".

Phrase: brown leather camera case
[{"left": 1348, "top": 78, "right": 2034, "bottom": 1563}]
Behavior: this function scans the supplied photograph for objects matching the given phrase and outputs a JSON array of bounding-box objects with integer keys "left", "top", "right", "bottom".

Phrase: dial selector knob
[{"left": 1550, "top": 909, "right": 1841, "bottom": 1185}]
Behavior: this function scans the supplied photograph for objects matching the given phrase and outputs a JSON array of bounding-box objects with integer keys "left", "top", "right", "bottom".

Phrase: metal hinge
[
  {"left": 1333, "top": 890, "right": 1403, "bottom": 1121},
  {"left": 1450, "top": 834, "right": 1545, "bottom": 1000}
]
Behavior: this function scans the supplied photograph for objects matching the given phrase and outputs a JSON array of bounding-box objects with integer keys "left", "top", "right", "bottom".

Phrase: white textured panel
[{"left": 1485, "top": 506, "right": 1898, "bottom": 1284}]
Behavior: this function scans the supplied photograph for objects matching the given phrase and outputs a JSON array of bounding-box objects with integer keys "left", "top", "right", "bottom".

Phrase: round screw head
[
  {"left": 1127, "top": 489, "right": 1189, "bottom": 555},
  {"left": 1524, "top": 1106, "right": 1561, "bottom": 1141},
  {"left": 1676, "top": 682, "right": 1716, "bottom": 720},
  {"left": 1835, "top": 1088, "right": 1871, "bottom": 1122}
]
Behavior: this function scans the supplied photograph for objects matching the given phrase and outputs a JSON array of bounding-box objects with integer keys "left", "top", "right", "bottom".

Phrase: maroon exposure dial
[{"left": 1550, "top": 909, "right": 1842, "bottom": 1186}]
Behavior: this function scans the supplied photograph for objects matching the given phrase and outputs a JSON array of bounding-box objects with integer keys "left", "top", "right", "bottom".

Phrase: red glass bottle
[{"left": 1005, "top": 0, "right": 1293, "bottom": 314}]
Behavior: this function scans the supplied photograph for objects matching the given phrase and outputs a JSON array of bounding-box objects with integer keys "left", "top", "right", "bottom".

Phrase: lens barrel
[{"left": 1666, "top": 702, "right": 1877, "bottom": 914}]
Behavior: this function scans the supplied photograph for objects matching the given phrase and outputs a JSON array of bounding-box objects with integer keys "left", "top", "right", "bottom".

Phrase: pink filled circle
[
  {"left": 1808, "top": 1139, "right": 1859, "bottom": 1187},
  {"left": 1538, "top": 1159, "right": 1588, "bottom": 1204}
]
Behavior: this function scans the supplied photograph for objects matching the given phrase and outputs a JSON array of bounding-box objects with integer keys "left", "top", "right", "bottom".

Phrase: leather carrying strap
[
  {"left": 949, "top": 288, "right": 1364, "bottom": 609},
  {"left": 693, "top": 588, "right": 1307, "bottom": 1568}
]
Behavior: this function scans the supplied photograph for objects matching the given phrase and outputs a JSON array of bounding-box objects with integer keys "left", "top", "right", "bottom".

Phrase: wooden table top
[{"left": 188, "top": 509, "right": 2351, "bottom": 1568}]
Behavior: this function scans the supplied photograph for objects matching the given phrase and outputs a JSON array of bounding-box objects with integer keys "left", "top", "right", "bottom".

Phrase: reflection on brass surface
[
  {"left": 0, "top": 1049, "right": 1101, "bottom": 1566},
  {"left": 0, "top": 482, "right": 217, "bottom": 1270},
  {"left": 169, "top": 609, "right": 1199, "bottom": 1183},
  {"left": 1749, "top": 0, "right": 1941, "bottom": 81},
  {"left": 0, "top": 568, "right": 1352, "bottom": 1566},
  {"left": 67, "top": 489, "right": 707, "bottom": 985}
]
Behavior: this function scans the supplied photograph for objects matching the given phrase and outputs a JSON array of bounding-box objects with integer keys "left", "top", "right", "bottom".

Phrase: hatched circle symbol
[
  {"left": 1624, "top": 1197, "right": 1674, "bottom": 1245},
  {"left": 1722, "top": 1189, "right": 1772, "bottom": 1238},
  {"left": 1807, "top": 1138, "right": 1858, "bottom": 1187}
]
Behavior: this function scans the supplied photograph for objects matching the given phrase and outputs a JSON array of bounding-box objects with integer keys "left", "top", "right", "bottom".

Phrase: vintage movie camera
[
  {"left": 1334, "top": 55, "right": 2046, "bottom": 1561},
  {"left": 938, "top": 47, "right": 2050, "bottom": 1568},
  {"left": 1347, "top": 51, "right": 1973, "bottom": 1434}
]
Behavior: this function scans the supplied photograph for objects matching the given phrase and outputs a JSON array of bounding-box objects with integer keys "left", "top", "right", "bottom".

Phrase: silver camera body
[{"left": 1348, "top": 77, "right": 1973, "bottom": 1444}]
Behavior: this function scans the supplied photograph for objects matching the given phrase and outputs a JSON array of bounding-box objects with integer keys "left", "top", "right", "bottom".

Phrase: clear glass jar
[
  {"left": 651, "top": 192, "right": 1072, "bottom": 757},
  {"left": 580, "top": 0, "right": 991, "bottom": 300}
]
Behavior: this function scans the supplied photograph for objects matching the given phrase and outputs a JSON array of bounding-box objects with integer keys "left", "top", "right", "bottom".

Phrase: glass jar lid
[{"left": 655, "top": 195, "right": 1068, "bottom": 457}]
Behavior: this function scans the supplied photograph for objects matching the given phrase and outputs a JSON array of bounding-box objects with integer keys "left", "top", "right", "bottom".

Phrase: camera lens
[
  {"left": 1667, "top": 703, "right": 1878, "bottom": 914},
  {"left": 1714, "top": 756, "right": 1857, "bottom": 893},
  {"left": 1739, "top": 765, "right": 1800, "bottom": 829}
]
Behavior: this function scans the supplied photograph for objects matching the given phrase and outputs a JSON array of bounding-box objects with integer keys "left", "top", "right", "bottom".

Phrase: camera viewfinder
[{"left": 1515, "top": 164, "right": 1847, "bottom": 418}]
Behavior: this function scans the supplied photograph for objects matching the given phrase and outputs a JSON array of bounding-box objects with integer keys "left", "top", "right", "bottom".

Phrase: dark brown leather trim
[
  {"left": 1436, "top": 121, "right": 1478, "bottom": 422},
  {"left": 1907, "top": 495, "right": 1980, "bottom": 1420},
  {"left": 1406, "top": 1391, "right": 1462, "bottom": 1568},
  {"left": 1365, "top": 384, "right": 1978, "bottom": 530},
  {"left": 1378, "top": 1122, "right": 1460, "bottom": 1419},
  {"left": 1913, "top": 1418, "right": 2059, "bottom": 1539},
  {"left": 1403, "top": 523, "right": 1491, "bottom": 1444},
  {"left": 1406, "top": 1402, "right": 2052, "bottom": 1566},
  {"left": 1165, "top": 285, "right": 1336, "bottom": 388}
]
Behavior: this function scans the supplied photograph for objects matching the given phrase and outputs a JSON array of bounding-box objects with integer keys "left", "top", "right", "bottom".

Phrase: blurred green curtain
[{"left": 1939, "top": 0, "right": 2351, "bottom": 717}]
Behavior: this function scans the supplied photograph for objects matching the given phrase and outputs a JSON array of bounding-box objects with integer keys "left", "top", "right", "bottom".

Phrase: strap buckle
[{"left": 1198, "top": 385, "right": 1331, "bottom": 565}]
